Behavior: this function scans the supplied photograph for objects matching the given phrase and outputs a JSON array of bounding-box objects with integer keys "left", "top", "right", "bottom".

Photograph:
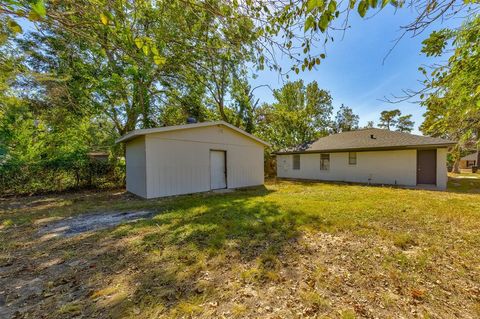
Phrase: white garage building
[
  {"left": 116, "top": 121, "right": 269, "bottom": 198},
  {"left": 275, "top": 129, "right": 455, "bottom": 189}
]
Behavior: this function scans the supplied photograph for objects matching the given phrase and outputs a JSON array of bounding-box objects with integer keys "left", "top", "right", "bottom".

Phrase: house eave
[
  {"left": 116, "top": 121, "right": 270, "bottom": 147},
  {"left": 272, "top": 143, "right": 456, "bottom": 155}
]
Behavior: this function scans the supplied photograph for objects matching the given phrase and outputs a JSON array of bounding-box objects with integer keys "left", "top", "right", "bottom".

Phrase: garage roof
[
  {"left": 116, "top": 121, "right": 270, "bottom": 146},
  {"left": 275, "top": 128, "right": 455, "bottom": 154}
]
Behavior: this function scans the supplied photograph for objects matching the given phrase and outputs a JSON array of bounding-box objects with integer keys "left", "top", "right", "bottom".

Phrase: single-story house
[
  {"left": 459, "top": 152, "right": 478, "bottom": 169},
  {"left": 274, "top": 128, "right": 455, "bottom": 189},
  {"left": 116, "top": 121, "right": 269, "bottom": 199}
]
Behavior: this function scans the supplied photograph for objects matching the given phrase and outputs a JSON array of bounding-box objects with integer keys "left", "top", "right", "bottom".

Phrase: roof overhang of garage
[{"left": 116, "top": 121, "right": 270, "bottom": 147}]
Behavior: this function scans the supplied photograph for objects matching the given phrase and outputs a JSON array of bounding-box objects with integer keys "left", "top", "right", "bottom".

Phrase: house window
[
  {"left": 293, "top": 154, "right": 300, "bottom": 170},
  {"left": 320, "top": 154, "right": 330, "bottom": 171},
  {"left": 349, "top": 152, "right": 357, "bottom": 165},
  {"left": 466, "top": 160, "right": 476, "bottom": 168}
]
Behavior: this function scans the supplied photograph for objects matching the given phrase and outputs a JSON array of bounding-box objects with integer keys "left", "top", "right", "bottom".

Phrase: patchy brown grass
[
  {"left": 448, "top": 172, "right": 480, "bottom": 193},
  {"left": 0, "top": 177, "right": 479, "bottom": 318}
]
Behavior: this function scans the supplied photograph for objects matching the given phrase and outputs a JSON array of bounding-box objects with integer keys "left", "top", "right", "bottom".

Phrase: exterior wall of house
[
  {"left": 459, "top": 159, "right": 477, "bottom": 169},
  {"left": 277, "top": 148, "right": 449, "bottom": 189},
  {"left": 277, "top": 150, "right": 418, "bottom": 186},
  {"left": 436, "top": 148, "right": 448, "bottom": 189},
  {"left": 143, "top": 125, "right": 264, "bottom": 198},
  {"left": 125, "top": 136, "right": 147, "bottom": 197}
]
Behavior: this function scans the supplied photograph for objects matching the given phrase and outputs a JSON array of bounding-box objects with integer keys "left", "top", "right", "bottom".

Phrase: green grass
[
  {"left": 448, "top": 172, "right": 480, "bottom": 193},
  {"left": 0, "top": 176, "right": 479, "bottom": 318}
]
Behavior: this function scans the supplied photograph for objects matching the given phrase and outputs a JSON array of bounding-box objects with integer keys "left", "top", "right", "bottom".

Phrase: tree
[
  {"left": 332, "top": 104, "right": 359, "bottom": 133},
  {"left": 231, "top": 80, "right": 262, "bottom": 133},
  {"left": 378, "top": 109, "right": 402, "bottom": 130},
  {"left": 2, "top": 0, "right": 477, "bottom": 75},
  {"left": 10, "top": 0, "right": 257, "bottom": 135},
  {"left": 396, "top": 115, "right": 415, "bottom": 132},
  {"left": 378, "top": 109, "right": 416, "bottom": 131},
  {"left": 1, "top": 0, "right": 478, "bottom": 192},
  {"left": 255, "top": 80, "right": 333, "bottom": 151},
  {"left": 365, "top": 121, "right": 375, "bottom": 128},
  {"left": 419, "top": 16, "right": 480, "bottom": 172}
]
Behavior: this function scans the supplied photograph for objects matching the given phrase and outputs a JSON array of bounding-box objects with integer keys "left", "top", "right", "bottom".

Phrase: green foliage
[
  {"left": 255, "top": 80, "right": 333, "bottom": 151},
  {"left": 333, "top": 104, "right": 359, "bottom": 133},
  {"left": 13, "top": 0, "right": 256, "bottom": 132},
  {"left": 378, "top": 109, "right": 401, "bottom": 130},
  {"left": 421, "top": 29, "right": 454, "bottom": 57},
  {"left": 1, "top": 0, "right": 476, "bottom": 78},
  {"left": 6, "top": 19, "right": 22, "bottom": 34},
  {"left": 31, "top": 0, "right": 46, "bottom": 18},
  {"left": 0, "top": 43, "right": 121, "bottom": 194},
  {"left": 397, "top": 114, "right": 415, "bottom": 133},
  {"left": 0, "top": 97, "right": 121, "bottom": 194},
  {"left": 0, "top": 0, "right": 477, "bottom": 194},
  {"left": 420, "top": 16, "right": 480, "bottom": 160},
  {"left": 0, "top": 0, "right": 260, "bottom": 193},
  {"left": 378, "top": 109, "right": 414, "bottom": 132}
]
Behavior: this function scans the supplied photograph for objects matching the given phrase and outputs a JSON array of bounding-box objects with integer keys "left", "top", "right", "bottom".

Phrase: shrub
[{"left": 0, "top": 152, "right": 125, "bottom": 195}]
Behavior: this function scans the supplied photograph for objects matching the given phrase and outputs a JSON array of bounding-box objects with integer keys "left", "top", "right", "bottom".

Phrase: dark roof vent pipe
[
  {"left": 370, "top": 134, "right": 376, "bottom": 139},
  {"left": 186, "top": 117, "right": 197, "bottom": 124}
]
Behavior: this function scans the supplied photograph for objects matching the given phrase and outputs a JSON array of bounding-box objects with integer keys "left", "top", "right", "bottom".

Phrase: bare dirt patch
[{"left": 37, "top": 210, "right": 155, "bottom": 238}]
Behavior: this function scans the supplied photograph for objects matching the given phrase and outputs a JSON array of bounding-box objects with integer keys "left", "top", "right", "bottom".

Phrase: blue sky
[{"left": 250, "top": 7, "right": 464, "bottom": 134}]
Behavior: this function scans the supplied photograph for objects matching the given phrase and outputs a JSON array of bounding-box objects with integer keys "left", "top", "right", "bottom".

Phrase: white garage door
[{"left": 210, "top": 150, "right": 226, "bottom": 189}]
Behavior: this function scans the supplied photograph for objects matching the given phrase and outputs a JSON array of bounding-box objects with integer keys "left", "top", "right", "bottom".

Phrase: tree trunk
[
  {"left": 476, "top": 147, "right": 480, "bottom": 168},
  {"left": 452, "top": 159, "right": 460, "bottom": 173},
  {"left": 218, "top": 100, "right": 228, "bottom": 122},
  {"left": 476, "top": 130, "right": 480, "bottom": 166},
  {"left": 451, "top": 146, "right": 461, "bottom": 173}
]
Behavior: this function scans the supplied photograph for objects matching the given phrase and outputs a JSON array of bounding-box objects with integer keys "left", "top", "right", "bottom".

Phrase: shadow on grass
[
  {"left": 3, "top": 181, "right": 479, "bottom": 317},
  {"left": 80, "top": 186, "right": 304, "bottom": 316},
  {"left": 447, "top": 175, "right": 480, "bottom": 194},
  {"left": 1, "top": 185, "right": 326, "bottom": 318},
  {"left": 277, "top": 176, "right": 480, "bottom": 195}
]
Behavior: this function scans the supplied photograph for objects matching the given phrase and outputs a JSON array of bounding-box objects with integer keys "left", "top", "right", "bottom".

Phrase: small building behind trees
[{"left": 459, "top": 152, "right": 478, "bottom": 171}]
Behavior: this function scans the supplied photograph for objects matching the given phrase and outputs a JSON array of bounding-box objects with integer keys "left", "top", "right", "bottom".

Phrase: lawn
[{"left": 1, "top": 177, "right": 479, "bottom": 318}]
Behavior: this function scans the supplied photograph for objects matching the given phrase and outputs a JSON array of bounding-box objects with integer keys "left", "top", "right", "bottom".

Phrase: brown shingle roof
[
  {"left": 275, "top": 128, "right": 455, "bottom": 154},
  {"left": 461, "top": 152, "right": 478, "bottom": 161}
]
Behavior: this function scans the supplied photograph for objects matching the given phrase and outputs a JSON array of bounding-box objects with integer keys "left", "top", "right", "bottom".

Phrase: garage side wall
[
  {"left": 276, "top": 150, "right": 417, "bottom": 186},
  {"left": 125, "top": 136, "right": 147, "bottom": 197},
  {"left": 145, "top": 125, "right": 264, "bottom": 198}
]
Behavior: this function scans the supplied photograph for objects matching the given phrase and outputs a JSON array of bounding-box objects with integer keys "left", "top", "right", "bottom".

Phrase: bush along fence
[{"left": 0, "top": 154, "right": 125, "bottom": 196}]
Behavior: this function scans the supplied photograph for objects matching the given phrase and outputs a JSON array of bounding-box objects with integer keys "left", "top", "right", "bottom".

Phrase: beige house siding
[
  {"left": 125, "top": 125, "right": 264, "bottom": 199},
  {"left": 459, "top": 152, "right": 478, "bottom": 169},
  {"left": 436, "top": 148, "right": 448, "bottom": 189},
  {"left": 125, "top": 136, "right": 147, "bottom": 197},
  {"left": 277, "top": 148, "right": 448, "bottom": 189}
]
